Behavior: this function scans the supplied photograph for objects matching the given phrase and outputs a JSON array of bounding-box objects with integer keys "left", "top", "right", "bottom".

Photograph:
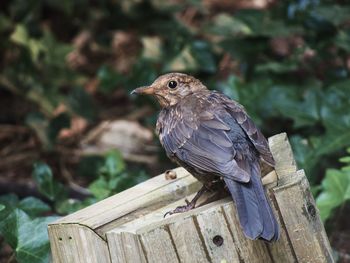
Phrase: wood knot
[
  {"left": 307, "top": 203, "right": 316, "bottom": 218},
  {"left": 165, "top": 170, "right": 177, "bottom": 180},
  {"left": 213, "top": 235, "right": 224, "bottom": 247}
]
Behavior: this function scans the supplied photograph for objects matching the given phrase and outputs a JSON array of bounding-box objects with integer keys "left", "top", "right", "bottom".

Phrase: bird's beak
[{"left": 130, "top": 86, "right": 155, "bottom": 95}]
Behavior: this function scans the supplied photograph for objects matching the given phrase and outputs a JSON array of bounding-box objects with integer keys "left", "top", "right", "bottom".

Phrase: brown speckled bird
[{"left": 132, "top": 73, "right": 279, "bottom": 242}]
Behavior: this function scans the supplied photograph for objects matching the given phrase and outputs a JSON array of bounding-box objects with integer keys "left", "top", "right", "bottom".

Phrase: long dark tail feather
[{"left": 224, "top": 161, "right": 280, "bottom": 242}]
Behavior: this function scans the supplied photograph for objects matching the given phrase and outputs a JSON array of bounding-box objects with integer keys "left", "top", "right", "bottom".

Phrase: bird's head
[{"left": 131, "top": 73, "right": 207, "bottom": 107}]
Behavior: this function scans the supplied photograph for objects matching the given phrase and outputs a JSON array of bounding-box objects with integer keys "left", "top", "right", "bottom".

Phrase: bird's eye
[{"left": 167, "top": 80, "right": 177, "bottom": 89}]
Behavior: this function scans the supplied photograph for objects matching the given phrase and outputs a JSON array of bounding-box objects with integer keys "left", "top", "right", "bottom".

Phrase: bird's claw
[{"left": 163, "top": 203, "right": 195, "bottom": 218}]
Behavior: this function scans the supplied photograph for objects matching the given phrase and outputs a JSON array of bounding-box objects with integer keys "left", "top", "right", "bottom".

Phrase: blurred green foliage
[
  {"left": 316, "top": 148, "right": 350, "bottom": 222},
  {"left": 0, "top": 150, "right": 145, "bottom": 262},
  {"left": 1, "top": 0, "right": 350, "bottom": 261}
]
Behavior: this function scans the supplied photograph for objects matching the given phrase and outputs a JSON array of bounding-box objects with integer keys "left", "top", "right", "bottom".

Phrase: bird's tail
[{"left": 224, "top": 161, "right": 280, "bottom": 242}]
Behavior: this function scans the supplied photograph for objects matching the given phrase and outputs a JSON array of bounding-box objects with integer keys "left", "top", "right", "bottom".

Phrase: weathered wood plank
[
  {"left": 273, "top": 170, "right": 334, "bottom": 263},
  {"left": 49, "top": 133, "right": 334, "bottom": 263},
  {"left": 265, "top": 188, "right": 297, "bottom": 263},
  {"left": 268, "top": 133, "right": 298, "bottom": 178},
  {"left": 106, "top": 232, "right": 146, "bottom": 263},
  {"left": 168, "top": 216, "right": 210, "bottom": 263},
  {"left": 140, "top": 226, "right": 180, "bottom": 263},
  {"left": 53, "top": 167, "right": 201, "bottom": 238},
  {"left": 49, "top": 168, "right": 201, "bottom": 263},
  {"left": 107, "top": 198, "right": 236, "bottom": 263},
  {"left": 195, "top": 205, "right": 241, "bottom": 263},
  {"left": 222, "top": 202, "right": 273, "bottom": 263},
  {"left": 106, "top": 191, "right": 210, "bottom": 263},
  {"left": 48, "top": 224, "right": 110, "bottom": 263}
]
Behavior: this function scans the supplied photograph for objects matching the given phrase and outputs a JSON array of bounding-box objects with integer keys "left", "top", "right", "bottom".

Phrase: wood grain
[
  {"left": 48, "top": 224, "right": 110, "bottom": 263},
  {"left": 273, "top": 170, "right": 334, "bottom": 263},
  {"left": 48, "top": 133, "right": 334, "bottom": 263}
]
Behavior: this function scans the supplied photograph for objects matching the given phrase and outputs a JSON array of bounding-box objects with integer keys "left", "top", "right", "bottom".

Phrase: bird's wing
[
  {"left": 160, "top": 101, "right": 251, "bottom": 183},
  {"left": 210, "top": 92, "right": 275, "bottom": 166}
]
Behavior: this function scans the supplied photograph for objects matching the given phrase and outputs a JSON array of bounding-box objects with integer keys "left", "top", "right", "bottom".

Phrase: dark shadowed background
[{"left": 0, "top": 0, "right": 350, "bottom": 262}]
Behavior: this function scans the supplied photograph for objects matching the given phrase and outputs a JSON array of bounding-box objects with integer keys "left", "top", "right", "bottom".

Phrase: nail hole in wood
[
  {"left": 213, "top": 235, "right": 224, "bottom": 247},
  {"left": 69, "top": 236, "right": 73, "bottom": 240},
  {"left": 58, "top": 237, "right": 63, "bottom": 241}
]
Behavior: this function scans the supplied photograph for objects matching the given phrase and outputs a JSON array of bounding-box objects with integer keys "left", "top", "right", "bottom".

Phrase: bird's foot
[
  {"left": 164, "top": 199, "right": 196, "bottom": 218},
  {"left": 163, "top": 184, "right": 211, "bottom": 218}
]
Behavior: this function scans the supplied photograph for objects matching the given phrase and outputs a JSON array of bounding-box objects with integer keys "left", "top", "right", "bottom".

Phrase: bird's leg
[{"left": 164, "top": 184, "right": 210, "bottom": 218}]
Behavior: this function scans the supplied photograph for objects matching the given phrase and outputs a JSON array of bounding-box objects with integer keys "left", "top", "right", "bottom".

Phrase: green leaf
[
  {"left": 77, "top": 155, "right": 105, "bottom": 179},
  {"left": 18, "top": 197, "right": 51, "bottom": 217},
  {"left": 340, "top": 156, "right": 350, "bottom": 164},
  {"left": 89, "top": 177, "right": 111, "bottom": 200},
  {"left": 256, "top": 61, "right": 299, "bottom": 74},
  {"left": 208, "top": 14, "right": 252, "bottom": 36},
  {"left": 290, "top": 136, "right": 318, "bottom": 180},
  {"left": 316, "top": 168, "right": 350, "bottom": 222},
  {"left": 0, "top": 194, "right": 20, "bottom": 221},
  {"left": 0, "top": 209, "right": 59, "bottom": 263},
  {"left": 10, "top": 24, "right": 46, "bottom": 63},
  {"left": 235, "top": 9, "right": 303, "bottom": 37},
  {"left": 0, "top": 194, "right": 51, "bottom": 219},
  {"left": 0, "top": 204, "right": 5, "bottom": 211},
  {"left": 261, "top": 82, "right": 322, "bottom": 128},
  {"left": 315, "top": 80, "right": 350, "bottom": 155},
  {"left": 100, "top": 151, "right": 125, "bottom": 179},
  {"left": 32, "top": 162, "right": 67, "bottom": 201},
  {"left": 166, "top": 41, "right": 216, "bottom": 73}
]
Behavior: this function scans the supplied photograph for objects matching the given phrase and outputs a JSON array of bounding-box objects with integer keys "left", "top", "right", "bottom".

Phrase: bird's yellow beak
[{"left": 130, "top": 86, "right": 155, "bottom": 95}]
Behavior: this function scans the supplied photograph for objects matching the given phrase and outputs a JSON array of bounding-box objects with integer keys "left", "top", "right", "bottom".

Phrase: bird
[{"left": 131, "top": 72, "right": 280, "bottom": 242}]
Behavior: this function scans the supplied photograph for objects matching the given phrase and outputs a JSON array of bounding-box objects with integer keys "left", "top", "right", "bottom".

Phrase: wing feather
[{"left": 210, "top": 92, "right": 275, "bottom": 166}]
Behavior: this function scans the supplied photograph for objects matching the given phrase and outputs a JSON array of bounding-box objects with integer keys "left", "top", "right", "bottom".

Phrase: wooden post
[{"left": 48, "top": 133, "right": 334, "bottom": 263}]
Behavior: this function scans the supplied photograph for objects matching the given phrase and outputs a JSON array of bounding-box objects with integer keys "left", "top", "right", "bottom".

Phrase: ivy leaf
[
  {"left": 10, "top": 24, "right": 46, "bottom": 63},
  {"left": 32, "top": 162, "right": 67, "bottom": 202},
  {"left": 99, "top": 151, "right": 125, "bottom": 179},
  {"left": 268, "top": 84, "right": 321, "bottom": 128},
  {"left": 18, "top": 197, "right": 51, "bottom": 217},
  {"left": 316, "top": 80, "right": 350, "bottom": 155},
  {"left": 89, "top": 177, "right": 111, "bottom": 200},
  {"left": 0, "top": 195, "right": 51, "bottom": 219},
  {"left": 235, "top": 9, "right": 303, "bottom": 37},
  {"left": 316, "top": 168, "right": 350, "bottom": 222},
  {"left": 0, "top": 194, "right": 20, "bottom": 221},
  {"left": 255, "top": 61, "right": 299, "bottom": 74},
  {"left": 166, "top": 41, "right": 216, "bottom": 73},
  {"left": 0, "top": 209, "right": 59, "bottom": 263},
  {"left": 208, "top": 14, "right": 252, "bottom": 36}
]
